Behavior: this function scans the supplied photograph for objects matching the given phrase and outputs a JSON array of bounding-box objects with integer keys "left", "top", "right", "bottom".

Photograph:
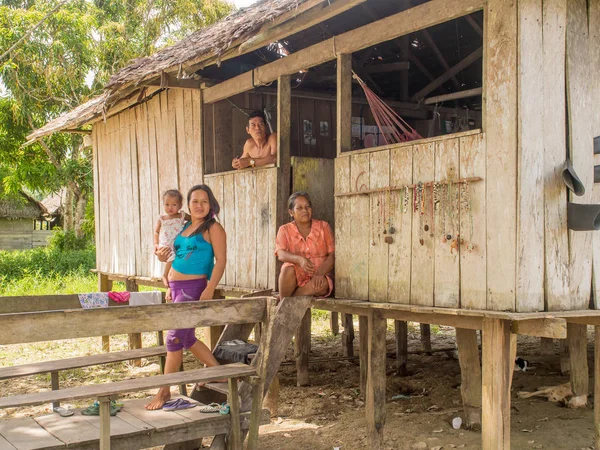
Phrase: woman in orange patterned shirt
[{"left": 275, "top": 191, "right": 335, "bottom": 299}]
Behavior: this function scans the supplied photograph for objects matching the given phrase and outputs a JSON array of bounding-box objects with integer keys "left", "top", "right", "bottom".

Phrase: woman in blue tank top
[{"left": 146, "top": 184, "right": 227, "bottom": 410}]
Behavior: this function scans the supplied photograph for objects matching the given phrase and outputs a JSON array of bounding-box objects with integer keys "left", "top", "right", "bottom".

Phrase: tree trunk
[
  {"left": 64, "top": 187, "right": 74, "bottom": 232},
  {"left": 73, "top": 191, "right": 87, "bottom": 237}
]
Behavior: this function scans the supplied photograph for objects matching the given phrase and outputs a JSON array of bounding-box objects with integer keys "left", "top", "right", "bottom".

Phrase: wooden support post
[
  {"left": 456, "top": 328, "right": 482, "bottom": 430},
  {"left": 595, "top": 326, "right": 600, "bottom": 449},
  {"left": 263, "top": 374, "right": 279, "bottom": 418},
  {"left": 395, "top": 320, "right": 408, "bottom": 376},
  {"left": 336, "top": 53, "right": 352, "bottom": 156},
  {"left": 228, "top": 378, "right": 242, "bottom": 450},
  {"left": 420, "top": 323, "right": 432, "bottom": 352},
  {"left": 540, "top": 337, "right": 554, "bottom": 355},
  {"left": 157, "top": 330, "right": 165, "bottom": 374},
  {"left": 295, "top": 309, "right": 311, "bottom": 387},
  {"left": 50, "top": 371, "right": 60, "bottom": 410},
  {"left": 98, "top": 273, "right": 112, "bottom": 353},
  {"left": 331, "top": 311, "right": 339, "bottom": 336},
  {"left": 359, "top": 315, "right": 368, "bottom": 394},
  {"left": 342, "top": 313, "right": 355, "bottom": 357},
  {"left": 276, "top": 74, "right": 291, "bottom": 229},
  {"left": 560, "top": 338, "right": 570, "bottom": 374},
  {"left": 247, "top": 375, "right": 264, "bottom": 450},
  {"left": 99, "top": 396, "right": 111, "bottom": 450},
  {"left": 567, "top": 323, "right": 589, "bottom": 408},
  {"left": 366, "top": 310, "right": 387, "bottom": 450},
  {"left": 207, "top": 325, "right": 225, "bottom": 351},
  {"left": 482, "top": 319, "right": 512, "bottom": 450},
  {"left": 125, "top": 279, "right": 142, "bottom": 367}
]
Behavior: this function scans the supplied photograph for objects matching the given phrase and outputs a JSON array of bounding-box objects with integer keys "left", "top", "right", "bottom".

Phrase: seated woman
[
  {"left": 276, "top": 191, "right": 334, "bottom": 298},
  {"left": 146, "top": 184, "right": 227, "bottom": 410}
]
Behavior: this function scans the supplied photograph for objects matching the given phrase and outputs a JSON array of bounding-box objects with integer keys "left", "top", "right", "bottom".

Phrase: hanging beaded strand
[
  {"left": 403, "top": 186, "right": 409, "bottom": 214},
  {"left": 417, "top": 182, "right": 424, "bottom": 246},
  {"left": 465, "top": 181, "right": 475, "bottom": 252},
  {"left": 441, "top": 183, "right": 448, "bottom": 243}
]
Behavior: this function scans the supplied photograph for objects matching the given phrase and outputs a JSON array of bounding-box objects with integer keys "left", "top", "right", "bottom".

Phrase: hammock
[{"left": 352, "top": 71, "right": 422, "bottom": 145}]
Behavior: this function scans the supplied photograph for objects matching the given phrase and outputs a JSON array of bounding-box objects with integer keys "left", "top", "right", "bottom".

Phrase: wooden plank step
[
  {"left": 0, "top": 346, "right": 167, "bottom": 380},
  {"left": 202, "top": 382, "right": 229, "bottom": 396},
  {"left": 0, "top": 417, "right": 65, "bottom": 450},
  {"left": 0, "top": 396, "right": 271, "bottom": 450},
  {"left": 0, "top": 363, "right": 255, "bottom": 409}
]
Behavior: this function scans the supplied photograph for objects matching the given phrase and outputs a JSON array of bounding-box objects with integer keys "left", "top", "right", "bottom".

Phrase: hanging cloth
[{"left": 352, "top": 71, "right": 422, "bottom": 145}]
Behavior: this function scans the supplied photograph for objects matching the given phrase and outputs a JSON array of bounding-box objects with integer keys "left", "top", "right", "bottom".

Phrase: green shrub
[
  {"left": 0, "top": 246, "right": 96, "bottom": 280},
  {"left": 47, "top": 228, "right": 90, "bottom": 252}
]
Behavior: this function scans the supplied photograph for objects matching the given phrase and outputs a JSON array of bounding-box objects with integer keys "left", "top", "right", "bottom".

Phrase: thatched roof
[
  {"left": 0, "top": 192, "right": 46, "bottom": 220},
  {"left": 40, "top": 189, "right": 65, "bottom": 217},
  {"left": 27, "top": 0, "right": 313, "bottom": 143}
]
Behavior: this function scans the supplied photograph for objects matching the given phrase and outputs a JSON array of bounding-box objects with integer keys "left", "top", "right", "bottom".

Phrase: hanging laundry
[
  {"left": 78, "top": 292, "right": 109, "bottom": 309},
  {"left": 129, "top": 291, "right": 162, "bottom": 306},
  {"left": 108, "top": 291, "right": 130, "bottom": 303}
]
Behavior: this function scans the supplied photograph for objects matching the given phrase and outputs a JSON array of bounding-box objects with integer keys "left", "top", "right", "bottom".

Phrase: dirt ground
[
  {"left": 0, "top": 318, "right": 597, "bottom": 450},
  {"left": 253, "top": 322, "right": 596, "bottom": 450}
]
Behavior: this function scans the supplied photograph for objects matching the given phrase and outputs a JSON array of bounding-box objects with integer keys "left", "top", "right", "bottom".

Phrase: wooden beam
[
  {"left": 394, "top": 320, "right": 408, "bottom": 376},
  {"left": 342, "top": 313, "right": 355, "bottom": 357},
  {"left": 567, "top": 323, "right": 589, "bottom": 408},
  {"left": 276, "top": 74, "right": 291, "bottom": 227},
  {"left": 366, "top": 310, "right": 387, "bottom": 450},
  {"left": 411, "top": 47, "right": 483, "bottom": 101},
  {"left": 420, "top": 323, "right": 432, "bottom": 352},
  {"left": 203, "top": 0, "right": 485, "bottom": 104},
  {"left": 359, "top": 315, "right": 368, "bottom": 392},
  {"left": 364, "top": 61, "right": 411, "bottom": 74},
  {"left": 0, "top": 299, "right": 267, "bottom": 345},
  {"left": 595, "top": 326, "right": 600, "bottom": 448},
  {"left": 418, "top": 28, "right": 462, "bottom": 90},
  {"left": 295, "top": 309, "right": 311, "bottom": 386},
  {"left": 456, "top": 328, "right": 482, "bottom": 430},
  {"left": 144, "top": 74, "right": 203, "bottom": 90},
  {"left": 409, "top": 52, "right": 436, "bottom": 82},
  {"left": 465, "top": 14, "right": 483, "bottom": 36},
  {"left": 183, "top": 0, "right": 328, "bottom": 75},
  {"left": 424, "top": 87, "right": 482, "bottom": 104},
  {"left": 482, "top": 319, "right": 512, "bottom": 449},
  {"left": 337, "top": 53, "right": 352, "bottom": 156},
  {"left": 237, "top": 0, "right": 366, "bottom": 55},
  {"left": 511, "top": 318, "right": 567, "bottom": 339}
]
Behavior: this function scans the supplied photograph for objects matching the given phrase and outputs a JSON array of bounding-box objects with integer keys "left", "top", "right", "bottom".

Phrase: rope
[{"left": 352, "top": 71, "right": 422, "bottom": 145}]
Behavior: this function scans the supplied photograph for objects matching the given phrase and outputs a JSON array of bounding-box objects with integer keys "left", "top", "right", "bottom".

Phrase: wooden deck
[{"left": 0, "top": 395, "right": 269, "bottom": 450}]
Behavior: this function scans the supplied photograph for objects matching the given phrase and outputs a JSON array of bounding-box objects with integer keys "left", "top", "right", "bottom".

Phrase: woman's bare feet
[{"left": 145, "top": 388, "right": 171, "bottom": 410}]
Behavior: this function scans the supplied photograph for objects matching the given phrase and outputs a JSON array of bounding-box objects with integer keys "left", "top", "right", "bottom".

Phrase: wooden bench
[
  {"left": 0, "top": 364, "right": 260, "bottom": 450},
  {"left": 0, "top": 297, "right": 274, "bottom": 450},
  {"left": 0, "top": 346, "right": 168, "bottom": 409}
]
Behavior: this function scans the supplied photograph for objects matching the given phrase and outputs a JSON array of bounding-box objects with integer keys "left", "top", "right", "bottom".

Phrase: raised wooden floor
[{"left": 0, "top": 395, "right": 269, "bottom": 450}]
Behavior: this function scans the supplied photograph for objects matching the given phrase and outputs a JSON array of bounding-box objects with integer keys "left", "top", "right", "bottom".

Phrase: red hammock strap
[{"left": 352, "top": 72, "right": 422, "bottom": 145}]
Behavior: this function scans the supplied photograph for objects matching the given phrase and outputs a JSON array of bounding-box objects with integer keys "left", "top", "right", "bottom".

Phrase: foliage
[
  {"left": 0, "top": 0, "right": 233, "bottom": 232},
  {"left": 0, "top": 245, "right": 95, "bottom": 280},
  {"left": 0, "top": 271, "right": 98, "bottom": 296},
  {"left": 47, "top": 227, "right": 90, "bottom": 251}
]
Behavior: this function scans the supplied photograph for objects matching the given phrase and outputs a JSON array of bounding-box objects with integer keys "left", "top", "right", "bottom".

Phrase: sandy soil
[
  {"left": 0, "top": 321, "right": 597, "bottom": 450},
  {"left": 252, "top": 323, "right": 596, "bottom": 450}
]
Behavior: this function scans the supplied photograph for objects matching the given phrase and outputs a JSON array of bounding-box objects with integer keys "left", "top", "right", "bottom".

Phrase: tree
[{"left": 0, "top": 0, "right": 233, "bottom": 236}]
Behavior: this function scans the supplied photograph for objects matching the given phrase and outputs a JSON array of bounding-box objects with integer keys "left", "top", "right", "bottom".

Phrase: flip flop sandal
[
  {"left": 219, "top": 402, "right": 230, "bottom": 415},
  {"left": 163, "top": 398, "right": 196, "bottom": 411},
  {"left": 110, "top": 400, "right": 124, "bottom": 412},
  {"left": 53, "top": 406, "right": 74, "bottom": 417},
  {"left": 81, "top": 401, "right": 119, "bottom": 416},
  {"left": 199, "top": 402, "right": 221, "bottom": 413}
]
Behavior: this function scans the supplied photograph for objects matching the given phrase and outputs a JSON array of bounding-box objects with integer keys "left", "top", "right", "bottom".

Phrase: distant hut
[
  {"left": 40, "top": 189, "right": 65, "bottom": 230},
  {"left": 0, "top": 192, "right": 48, "bottom": 250}
]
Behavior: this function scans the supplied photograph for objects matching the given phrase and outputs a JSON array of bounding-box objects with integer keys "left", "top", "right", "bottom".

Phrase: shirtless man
[{"left": 231, "top": 110, "right": 277, "bottom": 169}]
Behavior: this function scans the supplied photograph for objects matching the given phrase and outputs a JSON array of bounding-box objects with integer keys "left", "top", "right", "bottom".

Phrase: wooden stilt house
[{"left": 29, "top": 0, "right": 600, "bottom": 448}]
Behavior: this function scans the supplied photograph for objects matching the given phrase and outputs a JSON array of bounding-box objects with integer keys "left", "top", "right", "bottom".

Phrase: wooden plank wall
[
  {"left": 334, "top": 130, "right": 486, "bottom": 307},
  {"left": 92, "top": 90, "right": 203, "bottom": 279},
  {"left": 204, "top": 167, "right": 278, "bottom": 290},
  {"left": 591, "top": 0, "right": 600, "bottom": 307}
]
